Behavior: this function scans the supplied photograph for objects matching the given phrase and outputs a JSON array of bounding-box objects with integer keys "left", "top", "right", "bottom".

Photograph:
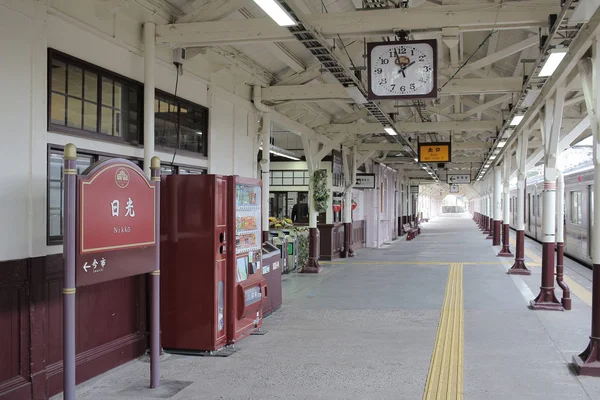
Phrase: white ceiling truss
[{"left": 147, "top": 0, "right": 595, "bottom": 186}]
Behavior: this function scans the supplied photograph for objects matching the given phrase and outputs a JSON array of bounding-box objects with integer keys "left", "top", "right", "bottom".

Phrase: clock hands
[{"left": 393, "top": 49, "right": 405, "bottom": 78}]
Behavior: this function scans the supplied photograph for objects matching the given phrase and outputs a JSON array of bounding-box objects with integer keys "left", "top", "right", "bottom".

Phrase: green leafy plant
[
  {"left": 294, "top": 226, "right": 310, "bottom": 272},
  {"left": 311, "top": 169, "right": 329, "bottom": 213}
]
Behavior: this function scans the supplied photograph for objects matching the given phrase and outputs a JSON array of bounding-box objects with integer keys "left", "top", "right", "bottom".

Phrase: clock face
[{"left": 367, "top": 40, "right": 437, "bottom": 99}]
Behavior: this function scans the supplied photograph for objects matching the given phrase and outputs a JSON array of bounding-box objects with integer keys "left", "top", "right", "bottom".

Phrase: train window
[
  {"left": 536, "top": 194, "right": 540, "bottom": 217},
  {"left": 571, "top": 191, "right": 582, "bottom": 224}
]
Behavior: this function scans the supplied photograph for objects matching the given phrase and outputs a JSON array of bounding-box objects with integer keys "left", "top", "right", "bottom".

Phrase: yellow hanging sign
[{"left": 418, "top": 142, "right": 451, "bottom": 163}]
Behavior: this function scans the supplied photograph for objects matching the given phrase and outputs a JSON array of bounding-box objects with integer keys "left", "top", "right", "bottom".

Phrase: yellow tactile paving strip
[
  {"left": 509, "top": 236, "right": 592, "bottom": 307},
  {"left": 422, "top": 263, "right": 464, "bottom": 400}
]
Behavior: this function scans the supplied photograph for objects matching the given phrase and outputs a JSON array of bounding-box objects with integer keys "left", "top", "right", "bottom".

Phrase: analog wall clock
[{"left": 366, "top": 39, "right": 438, "bottom": 100}]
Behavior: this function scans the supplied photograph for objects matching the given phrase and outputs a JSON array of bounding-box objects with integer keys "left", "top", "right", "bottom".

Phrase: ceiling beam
[
  {"left": 261, "top": 78, "right": 523, "bottom": 102},
  {"left": 454, "top": 35, "right": 538, "bottom": 78},
  {"left": 460, "top": 97, "right": 502, "bottom": 120},
  {"left": 458, "top": 94, "right": 512, "bottom": 119},
  {"left": 320, "top": 120, "right": 499, "bottom": 135},
  {"left": 177, "top": 0, "right": 246, "bottom": 23},
  {"left": 440, "top": 77, "right": 523, "bottom": 96},
  {"left": 276, "top": 63, "right": 323, "bottom": 85},
  {"left": 156, "top": 3, "right": 557, "bottom": 47},
  {"left": 524, "top": 116, "right": 590, "bottom": 170},
  {"left": 358, "top": 141, "right": 491, "bottom": 152}
]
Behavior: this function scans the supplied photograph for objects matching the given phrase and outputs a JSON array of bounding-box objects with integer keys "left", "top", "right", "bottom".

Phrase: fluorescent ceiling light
[
  {"left": 384, "top": 126, "right": 398, "bottom": 136},
  {"left": 497, "top": 141, "right": 506, "bottom": 148},
  {"left": 345, "top": 85, "right": 368, "bottom": 104},
  {"left": 414, "top": 158, "right": 418, "bottom": 162},
  {"left": 490, "top": 155, "right": 496, "bottom": 160},
  {"left": 510, "top": 115, "right": 524, "bottom": 126},
  {"left": 538, "top": 49, "right": 568, "bottom": 77},
  {"left": 196, "top": 131, "right": 203, "bottom": 135},
  {"left": 253, "top": 0, "right": 297, "bottom": 26},
  {"left": 259, "top": 146, "right": 300, "bottom": 161}
]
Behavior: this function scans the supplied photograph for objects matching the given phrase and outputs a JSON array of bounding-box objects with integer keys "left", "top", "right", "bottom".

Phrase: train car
[{"left": 508, "top": 164, "right": 594, "bottom": 268}]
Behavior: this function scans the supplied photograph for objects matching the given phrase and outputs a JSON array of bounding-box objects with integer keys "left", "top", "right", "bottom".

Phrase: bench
[
  {"left": 403, "top": 223, "right": 418, "bottom": 241},
  {"left": 412, "top": 221, "right": 421, "bottom": 235}
]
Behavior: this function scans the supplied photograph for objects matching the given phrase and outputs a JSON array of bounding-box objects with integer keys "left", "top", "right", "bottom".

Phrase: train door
[
  {"left": 589, "top": 185, "right": 593, "bottom": 258},
  {"left": 536, "top": 193, "right": 540, "bottom": 240},
  {"left": 527, "top": 194, "right": 531, "bottom": 231}
]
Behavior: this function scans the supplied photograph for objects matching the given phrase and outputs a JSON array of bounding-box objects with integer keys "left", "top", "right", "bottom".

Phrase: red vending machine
[
  {"left": 160, "top": 175, "right": 267, "bottom": 353},
  {"left": 228, "top": 177, "right": 267, "bottom": 344},
  {"left": 160, "top": 174, "right": 229, "bottom": 352}
]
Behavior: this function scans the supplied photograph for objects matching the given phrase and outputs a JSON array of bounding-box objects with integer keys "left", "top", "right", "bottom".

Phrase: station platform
[{"left": 51, "top": 213, "right": 600, "bottom": 400}]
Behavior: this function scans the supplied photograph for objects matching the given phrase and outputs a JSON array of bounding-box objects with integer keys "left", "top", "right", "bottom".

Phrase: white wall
[{"left": 0, "top": 0, "right": 259, "bottom": 261}]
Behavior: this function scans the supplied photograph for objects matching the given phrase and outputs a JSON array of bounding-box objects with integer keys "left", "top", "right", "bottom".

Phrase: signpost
[
  {"left": 447, "top": 174, "right": 471, "bottom": 184},
  {"left": 450, "top": 184, "right": 459, "bottom": 193},
  {"left": 355, "top": 173, "right": 376, "bottom": 189},
  {"left": 63, "top": 144, "right": 161, "bottom": 399},
  {"left": 418, "top": 142, "right": 451, "bottom": 163}
]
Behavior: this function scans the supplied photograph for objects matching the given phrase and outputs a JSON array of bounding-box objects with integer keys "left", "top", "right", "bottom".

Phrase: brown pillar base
[
  {"left": 492, "top": 220, "right": 501, "bottom": 246},
  {"left": 530, "top": 243, "right": 563, "bottom": 310},
  {"left": 341, "top": 222, "right": 354, "bottom": 258},
  {"left": 498, "top": 224, "right": 513, "bottom": 257},
  {"left": 529, "top": 289, "right": 564, "bottom": 311},
  {"left": 302, "top": 227, "right": 322, "bottom": 274},
  {"left": 508, "top": 263, "right": 531, "bottom": 275},
  {"left": 508, "top": 231, "right": 530, "bottom": 274},
  {"left": 262, "top": 231, "right": 270, "bottom": 243},
  {"left": 498, "top": 248, "right": 513, "bottom": 257},
  {"left": 572, "top": 338, "right": 600, "bottom": 377}
]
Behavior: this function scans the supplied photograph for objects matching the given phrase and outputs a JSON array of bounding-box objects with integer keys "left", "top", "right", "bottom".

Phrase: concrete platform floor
[{"left": 52, "top": 213, "right": 600, "bottom": 400}]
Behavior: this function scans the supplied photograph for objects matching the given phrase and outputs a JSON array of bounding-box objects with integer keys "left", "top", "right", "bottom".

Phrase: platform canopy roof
[{"left": 111, "top": 0, "right": 596, "bottom": 188}]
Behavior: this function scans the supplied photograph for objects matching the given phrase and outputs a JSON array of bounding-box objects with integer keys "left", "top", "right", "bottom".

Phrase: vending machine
[
  {"left": 228, "top": 178, "right": 267, "bottom": 344},
  {"left": 160, "top": 175, "right": 266, "bottom": 353}
]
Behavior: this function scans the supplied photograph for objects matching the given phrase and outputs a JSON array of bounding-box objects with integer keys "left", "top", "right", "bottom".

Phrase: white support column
[
  {"left": 143, "top": 22, "right": 156, "bottom": 178},
  {"left": 342, "top": 146, "right": 357, "bottom": 257},
  {"left": 499, "top": 155, "right": 513, "bottom": 256},
  {"left": 503, "top": 156, "right": 511, "bottom": 224},
  {"left": 573, "top": 39, "right": 600, "bottom": 374},
  {"left": 509, "top": 129, "right": 530, "bottom": 273},
  {"left": 301, "top": 134, "right": 322, "bottom": 273},
  {"left": 493, "top": 166, "right": 502, "bottom": 245},
  {"left": 260, "top": 113, "right": 271, "bottom": 241},
  {"left": 531, "top": 83, "right": 565, "bottom": 309}
]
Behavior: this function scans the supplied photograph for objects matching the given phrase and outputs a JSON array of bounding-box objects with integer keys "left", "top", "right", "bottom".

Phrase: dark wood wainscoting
[
  {"left": 317, "top": 220, "right": 367, "bottom": 261},
  {"left": 0, "top": 255, "right": 147, "bottom": 400},
  {"left": 318, "top": 223, "right": 344, "bottom": 261},
  {"left": 351, "top": 220, "right": 366, "bottom": 250}
]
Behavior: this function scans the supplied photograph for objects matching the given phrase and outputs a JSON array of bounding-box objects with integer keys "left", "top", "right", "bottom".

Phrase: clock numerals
[{"left": 369, "top": 41, "right": 436, "bottom": 98}]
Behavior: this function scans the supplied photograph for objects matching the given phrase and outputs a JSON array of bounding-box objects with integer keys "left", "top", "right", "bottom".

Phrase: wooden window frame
[
  {"left": 46, "top": 144, "right": 206, "bottom": 245},
  {"left": 47, "top": 48, "right": 143, "bottom": 145}
]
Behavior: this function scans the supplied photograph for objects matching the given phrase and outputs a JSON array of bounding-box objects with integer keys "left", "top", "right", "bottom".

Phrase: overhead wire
[{"left": 439, "top": 4, "right": 502, "bottom": 90}]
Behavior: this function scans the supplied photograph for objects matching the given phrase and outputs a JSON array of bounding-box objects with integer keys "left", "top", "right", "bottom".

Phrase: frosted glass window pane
[
  {"left": 67, "top": 65, "right": 82, "bottom": 98},
  {"left": 101, "top": 106, "right": 113, "bottom": 135},
  {"left": 83, "top": 102, "right": 97, "bottom": 131},
  {"left": 84, "top": 72, "right": 97, "bottom": 102},
  {"left": 67, "top": 97, "right": 82, "bottom": 129},
  {"left": 51, "top": 93, "right": 66, "bottom": 125},
  {"left": 102, "top": 78, "right": 113, "bottom": 106},
  {"left": 52, "top": 60, "right": 66, "bottom": 93}
]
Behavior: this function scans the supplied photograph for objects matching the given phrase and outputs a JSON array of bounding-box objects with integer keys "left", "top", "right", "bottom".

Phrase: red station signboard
[{"left": 76, "top": 159, "right": 157, "bottom": 287}]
